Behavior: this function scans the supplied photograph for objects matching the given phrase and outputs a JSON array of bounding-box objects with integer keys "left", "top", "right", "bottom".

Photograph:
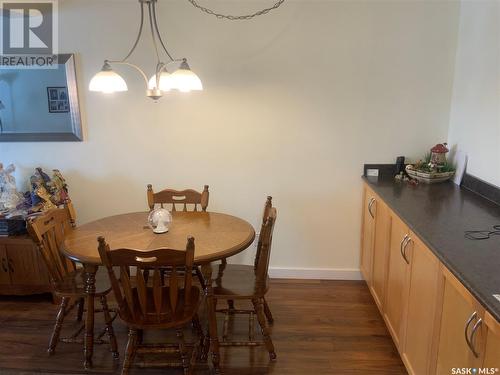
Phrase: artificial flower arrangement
[{"left": 405, "top": 143, "right": 456, "bottom": 184}]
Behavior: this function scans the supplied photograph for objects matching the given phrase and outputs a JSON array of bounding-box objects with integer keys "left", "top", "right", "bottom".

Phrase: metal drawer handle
[
  {"left": 402, "top": 237, "right": 411, "bottom": 264},
  {"left": 464, "top": 311, "right": 477, "bottom": 354},
  {"left": 1, "top": 258, "right": 7, "bottom": 273},
  {"left": 400, "top": 234, "right": 409, "bottom": 262},
  {"left": 469, "top": 318, "right": 482, "bottom": 358},
  {"left": 368, "top": 198, "right": 375, "bottom": 219}
]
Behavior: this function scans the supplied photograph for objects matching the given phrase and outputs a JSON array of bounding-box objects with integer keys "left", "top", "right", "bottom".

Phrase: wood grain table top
[{"left": 63, "top": 211, "right": 255, "bottom": 265}]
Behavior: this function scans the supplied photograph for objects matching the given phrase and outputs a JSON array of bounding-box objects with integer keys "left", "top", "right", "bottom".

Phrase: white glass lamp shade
[
  {"left": 89, "top": 63, "right": 128, "bottom": 94},
  {"left": 170, "top": 59, "right": 203, "bottom": 92},
  {"left": 148, "top": 71, "right": 173, "bottom": 92},
  {"left": 148, "top": 208, "right": 172, "bottom": 234}
]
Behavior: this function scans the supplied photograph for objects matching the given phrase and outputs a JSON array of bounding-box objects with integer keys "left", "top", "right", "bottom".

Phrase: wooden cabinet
[
  {"left": 360, "top": 181, "right": 500, "bottom": 375},
  {"left": 402, "top": 235, "right": 443, "bottom": 375},
  {"left": 0, "top": 235, "right": 51, "bottom": 295},
  {"left": 370, "top": 198, "right": 390, "bottom": 309},
  {"left": 384, "top": 212, "right": 411, "bottom": 348},
  {"left": 0, "top": 244, "right": 10, "bottom": 285},
  {"left": 360, "top": 186, "right": 376, "bottom": 283},
  {"left": 436, "top": 269, "right": 485, "bottom": 374},
  {"left": 483, "top": 312, "right": 500, "bottom": 368}
]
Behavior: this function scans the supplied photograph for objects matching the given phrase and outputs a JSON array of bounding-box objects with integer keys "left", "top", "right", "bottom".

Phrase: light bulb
[
  {"left": 169, "top": 59, "right": 203, "bottom": 92},
  {"left": 148, "top": 71, "right": 172, "bottom": 92},
  {"left": 89, "top": 62, "right": 128, "bottom": 94}
]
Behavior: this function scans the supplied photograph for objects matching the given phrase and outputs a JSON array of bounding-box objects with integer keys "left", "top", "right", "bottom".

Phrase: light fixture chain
[{"left": 186, "top": 0, "right": 285, "bottom": 20}]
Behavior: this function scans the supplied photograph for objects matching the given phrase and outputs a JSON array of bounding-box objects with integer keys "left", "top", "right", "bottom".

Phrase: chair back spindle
[
  {"left": 98, "top": 236, "right": 196, "bottom": 324},
  {"left": 27, "top": 208, "right": 76, "bottom": 284},
  {"left": 147, "top": 184, "right": 209, "bottom": 212}
]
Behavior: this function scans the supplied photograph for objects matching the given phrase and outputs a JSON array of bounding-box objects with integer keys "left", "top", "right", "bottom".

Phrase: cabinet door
[
  {"left": 371, "top": 199, "right": 390, "bottom": 309},
  {"left": 0, "top": 245, "right": 11, "bottom": 285},
  {"left": 360, "top": 187, "right": 376, "bottom": 283},
  {"left": 483, "top": 312, "right": 500, "bottom": 368},
  {"left": 436, "top": 270, "right": 484, "bottom": 374},
  {"left": 384, "top": 212, "right": 411, "bottom": 348},
  {"left": 6, "top": 244, "right": 49, "bottom": 286},
  {"left": 402, "top": 235, "right": 442, "bottom": 375}
]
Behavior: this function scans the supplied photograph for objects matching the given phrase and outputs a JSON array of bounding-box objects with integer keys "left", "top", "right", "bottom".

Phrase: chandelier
[
  {"left": 89, "top": 0, "right": 202, "bottom": 100},
  {"left": 89, "top": 0, "right": 285, "bottom": 100}
]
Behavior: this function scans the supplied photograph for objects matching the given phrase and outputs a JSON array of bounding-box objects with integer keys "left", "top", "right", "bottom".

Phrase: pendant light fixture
[{"left": 89, "top": 0, "right": 202, "bottom": 100}]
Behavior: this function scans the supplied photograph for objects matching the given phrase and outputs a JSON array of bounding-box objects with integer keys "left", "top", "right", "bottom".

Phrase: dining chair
[
  {"left": 221, "top": 196, "right": 274, "bottom": 322},
  {"left": 146, "top": 184, "right": 209, "bottom": 288},
  {"left": 147, "top": 184, "right": 209, "bottom": 212},
  {"left": 27, "top": 207, "right": 119, "bottom": 361},
  {"left": 212, "top": 197, "right": 277, "bottom": 360},
  {"left": 98, "top": 236, "right": 204, "bottom": 375}
]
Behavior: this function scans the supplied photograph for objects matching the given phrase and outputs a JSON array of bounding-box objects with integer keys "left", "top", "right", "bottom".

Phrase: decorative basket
[{"left": 405, "top": 165, "right": 455, "bottom": 184}]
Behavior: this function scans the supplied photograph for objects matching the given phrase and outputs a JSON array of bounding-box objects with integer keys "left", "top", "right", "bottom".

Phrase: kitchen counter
[{"left": 363, "top": 176, "right": 500, "bottom": 322}]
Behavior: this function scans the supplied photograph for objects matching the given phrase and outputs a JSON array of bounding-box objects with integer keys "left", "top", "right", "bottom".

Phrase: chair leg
[
  {"left": 263, "top": 297, "right": 274, "bottom": 324},
  {"left": 100, "top": 295, "right": 119, "bottom": 360},
  {"left": 48, "top": 296, "right": 69, "bottom": 355},
  {"left": 76, "top": 298, "right": 84, "bottom": 322},
  {"left": 176, "top": 329, "right": 190, "bottom": 375},
  {"left": 122, "top": 328, "right": 138, "bottom": 375},
  {"left": 194, "top": 266, "right": 206, "bottom": 289},
  {"left": 192, "top": 314, "right": 205, "bottom": 360},
  {"left": 253, "top": 298, "right": 276, "bottom": 361}
]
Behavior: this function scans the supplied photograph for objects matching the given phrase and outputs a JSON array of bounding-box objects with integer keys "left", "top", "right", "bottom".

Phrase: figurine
[
  {"left": 0, "top": 163, "right": 22, "bottom": 211},
  {"left": 51, "top": 169, "right": 69, "bottom": 205},
  {"left": 35, "top": 167, "right": 53, "bottom": 192},
  {"left": 32, "top": 185, "right": 56, "bottom": 212},
  {"left": 430, "top": 143, "right": 449, "bottom": 166},
  {"left": 30, "top": 167, "right": 54, "bottom": 206}
]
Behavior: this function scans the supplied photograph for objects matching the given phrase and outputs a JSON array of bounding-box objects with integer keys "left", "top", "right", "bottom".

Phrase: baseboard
[{"left": 268, "top": 267, "right": 362, "bottom": 280}]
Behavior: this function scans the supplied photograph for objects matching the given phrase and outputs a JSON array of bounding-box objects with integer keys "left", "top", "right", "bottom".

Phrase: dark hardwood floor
[{"left": 0, "top": 280, "right": 407, "bottom": 374}]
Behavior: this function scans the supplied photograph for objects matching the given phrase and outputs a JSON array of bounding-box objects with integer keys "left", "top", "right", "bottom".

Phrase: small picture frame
[{"left": 47, "top": 87, "right": 70, "bottom": 113}]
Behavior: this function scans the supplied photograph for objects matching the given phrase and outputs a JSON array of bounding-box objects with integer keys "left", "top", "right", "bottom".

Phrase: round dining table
[{"left": 63, "top": 210, "right": 255, "bottom": 372}]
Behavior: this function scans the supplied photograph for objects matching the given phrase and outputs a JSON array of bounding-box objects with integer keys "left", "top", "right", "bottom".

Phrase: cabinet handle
[
  {"left": 402, "top": 237, "right": 411, "bottom": 264},
  {"left": 7, "top": 259, "right": 14, "bottom": 273},
  {"left": 464, "top": 311, "right": 477, "bottom": 355},
  {"left": 368, "top": 198, "right": 375, "bottom": 219},
  {"left": 1, "top": 258, "right": 7, "bottom": 273},
  {"left": 400, "top": 234, "right": 409, "bottom": 262},
  {"left": 469, "top": 318, "right": 482, "bottom": 358}
]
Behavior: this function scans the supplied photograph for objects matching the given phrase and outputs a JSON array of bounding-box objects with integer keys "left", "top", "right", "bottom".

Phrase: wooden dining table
[{"left": 63, "top": 210, "right": 255, "bottom": 372}]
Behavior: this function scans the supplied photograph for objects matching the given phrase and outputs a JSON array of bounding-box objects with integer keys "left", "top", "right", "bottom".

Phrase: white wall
[
  {"left": 447, "top": 0, "right": 500, "bottom": 187},
  {"left": 0, "top": 0, "right": 459, "bottom": 277}
]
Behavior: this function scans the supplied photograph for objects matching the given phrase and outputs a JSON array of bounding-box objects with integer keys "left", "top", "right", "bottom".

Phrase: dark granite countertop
[{"left": 363, "top": 176, "right": 500, "bottom": 322}]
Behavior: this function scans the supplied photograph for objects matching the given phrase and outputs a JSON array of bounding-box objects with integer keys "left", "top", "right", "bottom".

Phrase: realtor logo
[
  {"left": 1, "top": 1, "right": 56, "bottom": 54},
  {"left": 0, "top": 0, "right": 58, "bottom": 67}
]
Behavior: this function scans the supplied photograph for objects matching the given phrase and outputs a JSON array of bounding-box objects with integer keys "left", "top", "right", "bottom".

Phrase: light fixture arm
[
  {"left": 119, "top": 1, "right": 145, "bottom": 62},
  {"left": 106, "top": 60, "right": 149, "bottom": 88},
  {"left": 151, "top": 0, "right": 174, "bottom": 62}
]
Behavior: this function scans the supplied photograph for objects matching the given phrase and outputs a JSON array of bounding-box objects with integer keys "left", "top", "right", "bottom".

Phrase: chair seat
[
  {"left": 121, "top": 286, "right": 201, "bottom": 329},
  {"left": 212, "top": 264, "right": 269, "bottom": 299},
  {"left": 53, "top": 267, "right": 112, "bottom": 297}
]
